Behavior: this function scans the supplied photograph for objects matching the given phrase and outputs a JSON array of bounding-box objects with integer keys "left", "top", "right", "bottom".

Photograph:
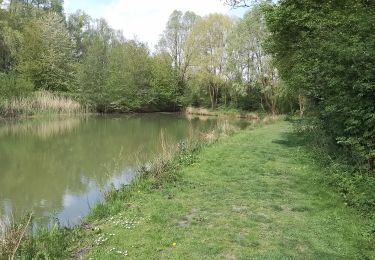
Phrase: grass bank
[
  {"left": 76, "top": 121, "right": 373, "bottom": 258},
  {"left": 2, "top": 120, "right": 374, "bottom": 259}
]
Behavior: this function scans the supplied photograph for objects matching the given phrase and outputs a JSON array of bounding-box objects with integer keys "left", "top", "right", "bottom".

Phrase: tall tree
[
  {"left": 77, "top": 18, "right": 115, "bottom": 111},
  {"left": 157, "top": 10, "right": 200, "bottom": 93},
  {"left": 105, "top": 40, "right": 152, "bottom": 112},
  {"left": 18, "top": 12, "right": 76, "bottom": 91},
  {"left": 67, "top": 10, "right": 91, "bottom": 59},
  {"left": 227, "top": 6, "right": 280, "bottom": 114},
  {"left": 149, "top": 52, "right": 179, "bottom": 111},
  {"left": 187, "top": 14, "right": 234, "bottom": 108}
]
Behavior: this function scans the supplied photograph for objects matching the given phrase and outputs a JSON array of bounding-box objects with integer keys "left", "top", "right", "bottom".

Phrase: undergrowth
[{"left": 290, "top": 116, "right": 375, "bottom": 221}]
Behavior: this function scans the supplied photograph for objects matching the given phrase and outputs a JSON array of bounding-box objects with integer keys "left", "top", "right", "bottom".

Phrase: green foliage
[
  {"left": 77, "top": 21, "right": 155, "bottom": 113},
  {"left": 105, "top": 40, "right": 152, "bottom": 112},
  {"left": 0, "top": 1, "right": 296, "bottom": 115},
  {"left": 149, "top": 53, "right": 180, "bottom": 111},
  {"left": 292, "top": 117, "right": 375, "bottom": 218},
  {"left": 226, "top": 6, "right": 284, "bottom": 113},
  {"left": 157, "top": 10, "right": 200, "bottom": 94},
  {"left": 187, "top": 14, "right": 235, "bottom": 109},
  {"left": 0, "top": 72, "right": 33, "bottom": 101},
  {"left": 264, "top": 0, "right": 375, "bottom": 169},
  {"left": 18, "top": 12, "right": 77, "bottom": 92},
  {"left": 18, "top": 226, "right": 74, "bottom": 259}
]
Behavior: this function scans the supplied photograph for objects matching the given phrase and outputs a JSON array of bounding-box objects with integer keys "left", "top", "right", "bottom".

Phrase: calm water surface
[{"left": 0, "top": 113, "right": 222, "bottom": 226}]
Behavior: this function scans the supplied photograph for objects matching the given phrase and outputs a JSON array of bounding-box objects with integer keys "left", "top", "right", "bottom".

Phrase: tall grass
[
  {"left": 0, "top": 91, "right": 83, "bottom": 117},
  {"left": 0, "top": 214, "right": 32, "bottom": 260}
]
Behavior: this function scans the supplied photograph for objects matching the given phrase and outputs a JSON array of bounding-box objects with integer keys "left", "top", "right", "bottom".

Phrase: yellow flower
[{"left": 172, "top": 242, "right": 177, "bottom": 247}]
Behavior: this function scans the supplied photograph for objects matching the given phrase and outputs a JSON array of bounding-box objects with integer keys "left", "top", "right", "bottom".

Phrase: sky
[{"left": 64, "top": 0, "right": 247, "bottom": 48}]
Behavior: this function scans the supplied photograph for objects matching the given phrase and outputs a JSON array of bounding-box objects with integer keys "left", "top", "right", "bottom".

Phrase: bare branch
[{"left": 222, "top": 0, "right": 272, "bottom": 9}]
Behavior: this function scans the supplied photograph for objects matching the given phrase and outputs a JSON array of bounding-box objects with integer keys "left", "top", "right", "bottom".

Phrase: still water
[{"left": 0, "top": 113, "right": 221, "bottom": 226}]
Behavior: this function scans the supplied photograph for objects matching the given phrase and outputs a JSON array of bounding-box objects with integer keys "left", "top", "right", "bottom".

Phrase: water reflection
[
  {"left": 0, "top": 114, "right": 217, "bottom": 226},
  {"left": 0, "top": 116, "right": 82, "bottom": 139}
]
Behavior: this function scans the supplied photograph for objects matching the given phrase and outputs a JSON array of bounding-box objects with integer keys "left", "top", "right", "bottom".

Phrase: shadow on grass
[
  {"left": 271, "top": 131, "right": 306, "bottom": 148},
  {"left": 272, "top": 120, "right": 375, "bottom": 224}
]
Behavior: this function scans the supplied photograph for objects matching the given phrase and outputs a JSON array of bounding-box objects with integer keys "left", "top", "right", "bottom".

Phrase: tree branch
[{"left": 222, "top": 0, "right": 272, "bottom": 8}]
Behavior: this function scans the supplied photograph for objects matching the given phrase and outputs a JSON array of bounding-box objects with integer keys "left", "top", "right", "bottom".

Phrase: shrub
[{"left": 0, "top": 73, "right": 33, "bottom": 101}]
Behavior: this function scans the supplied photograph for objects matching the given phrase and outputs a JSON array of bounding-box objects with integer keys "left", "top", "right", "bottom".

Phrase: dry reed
[
  {"left": 1, "top": 91, "right": 83, "bottom": 117},
  {"left": 0, "top": 214, "right": 33, "bottom": 259}
]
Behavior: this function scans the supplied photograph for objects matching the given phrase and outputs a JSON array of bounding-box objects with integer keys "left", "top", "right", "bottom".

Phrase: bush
[
  {"left": 264, "top": 0, "right": 375, "bottom": 171},
  {"left": 293, "top": 118, "right": 375, "bottom": 218},
  {"left": 0, "top": 73, "right": 33, "bottom": 101}
]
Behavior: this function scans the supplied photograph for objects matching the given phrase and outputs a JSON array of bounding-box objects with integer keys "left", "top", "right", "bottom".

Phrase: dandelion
[{"left": 172, "top": 242, "right": 177, "bottom": 247}]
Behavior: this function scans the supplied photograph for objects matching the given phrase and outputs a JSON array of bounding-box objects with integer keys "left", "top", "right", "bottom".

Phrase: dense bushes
[
  {"left": 264, "top": 0, "right": 375, "bottom": 170},
  {"left": 292, "top": 117, "right": 375, "bottom": 219},
  {"left": 0, "top": 73, "right": 33, "bottom": 100},
  {"left": 0, "top": 73, "right": 33, "bottom": 116}
]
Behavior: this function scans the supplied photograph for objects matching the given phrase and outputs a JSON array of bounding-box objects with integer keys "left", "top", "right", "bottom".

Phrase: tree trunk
[
  {"left": 298, "top": 94, "right": 305, "bottom": 117},
  {"left": 208, "top": 85, "right": 214, "bottom": 109}
]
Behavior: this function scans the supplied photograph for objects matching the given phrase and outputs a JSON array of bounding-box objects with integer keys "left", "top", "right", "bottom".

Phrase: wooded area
[{"left": 0, "top": 0, "right": 294, "bottom": 115}]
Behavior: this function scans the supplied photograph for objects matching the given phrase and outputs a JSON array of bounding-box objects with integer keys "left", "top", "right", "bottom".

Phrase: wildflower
[{"left": 172, "top": 242, "right": 177, "bottom": 247}]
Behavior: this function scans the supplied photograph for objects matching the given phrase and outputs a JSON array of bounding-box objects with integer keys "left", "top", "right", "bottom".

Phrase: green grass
[{"left": 74, "top": 121, "right": 374, "bottom": 259}]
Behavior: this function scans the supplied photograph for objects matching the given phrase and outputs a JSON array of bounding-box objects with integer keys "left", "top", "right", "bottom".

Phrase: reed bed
[{"left": 0, "top": 91, "right": 83, "bottom": 117}]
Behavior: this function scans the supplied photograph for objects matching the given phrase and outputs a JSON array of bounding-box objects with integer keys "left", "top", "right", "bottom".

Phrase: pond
[{"left": 0, "top": 113, "right": 237, "bottom": 226}]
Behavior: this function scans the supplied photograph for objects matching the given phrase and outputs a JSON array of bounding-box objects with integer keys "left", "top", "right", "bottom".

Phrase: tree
[
  {"left": 77, "top": 18, "right": 115, "bottom": 111},
  {"left": 105, "top": 40, "right": 152, "bottom": 112},
  {"left": 18, "top": 12, "right": 76, "bottom": 91},
  {"left": 223, "top": 0, "right": 271, "bottom": 8},
  {"left": 187, "top": 14, "right": 234, "bottom": 108},
  {"left": 157, "top": 10, "right": 200, "bottom": 93},
  {"left": 149, "top": 52, "right": 179, "bottom": 111},
  {"left": 67, "top": 10, "right": 91, "bottom": 59},
  {"left": 227, "top": 6, "right": 281, "bottom": 113}
]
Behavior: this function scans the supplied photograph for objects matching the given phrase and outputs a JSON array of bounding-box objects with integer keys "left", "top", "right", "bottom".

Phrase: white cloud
[{"left": 100, "top": 0, "right": 233, "bottom": 48}]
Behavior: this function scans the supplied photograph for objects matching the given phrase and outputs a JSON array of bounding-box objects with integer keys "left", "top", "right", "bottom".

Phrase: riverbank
[
  {"left": 185, "top": 106, "right": 261, "bottom": 120},
  {"left": 2, "top": 120, "right": 374, "bottom": 258},
  {"left": 75, "top": 120, "right": 373, "bottom": 258}
]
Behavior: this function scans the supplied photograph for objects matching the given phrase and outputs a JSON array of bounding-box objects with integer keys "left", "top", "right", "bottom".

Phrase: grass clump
[{"left": 0, "top": 214, "right": 32, "bottom": 259}]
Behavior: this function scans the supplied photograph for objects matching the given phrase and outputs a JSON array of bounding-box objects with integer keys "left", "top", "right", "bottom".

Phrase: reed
[
  {"left": 0, "top": 91, "right": 83, "bottom": 117},
  {"left": 0, "top": 214, "right": 32, "bottom": 260}
]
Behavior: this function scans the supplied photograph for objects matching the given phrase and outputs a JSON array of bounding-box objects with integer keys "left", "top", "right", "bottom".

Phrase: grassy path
[{"left": 82, "top": 121, "right": 374, "bottom": 259}]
